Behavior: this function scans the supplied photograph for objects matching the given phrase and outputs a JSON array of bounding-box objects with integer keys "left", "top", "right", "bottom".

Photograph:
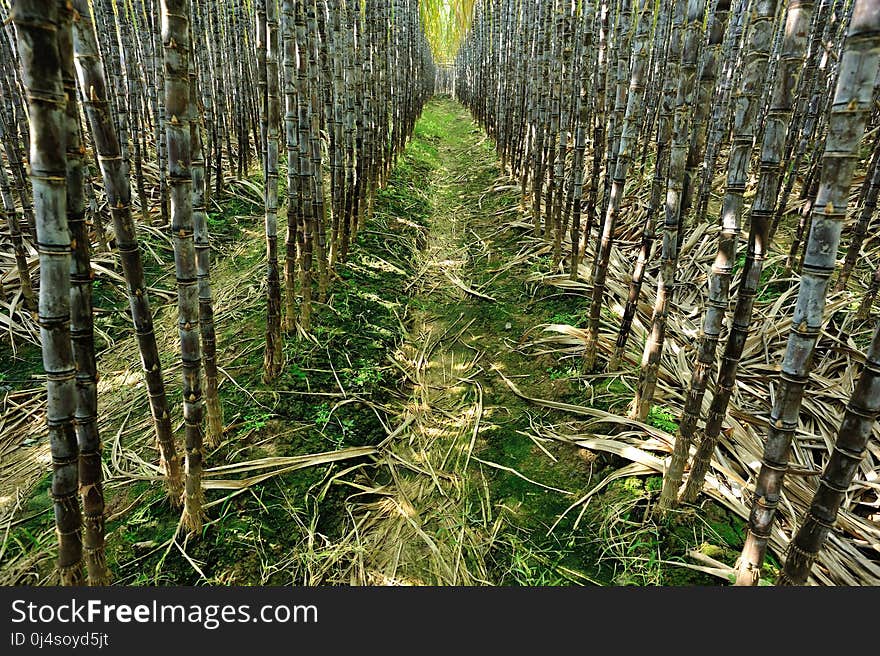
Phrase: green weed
[
  {"left": 314, "top": 402, "right": 332, "bottom": 427},
  {"left": 647, "top": 405, "right": 679, "bottom": 433},
  {"left": 549, "top": 311, "right": 580, "bottom": 326},
  {"left": 242, "top": 410, "right": 272, "bottom": 432},
  {"left": 547, "top": 366, "right": 577, "bottom": 381}
]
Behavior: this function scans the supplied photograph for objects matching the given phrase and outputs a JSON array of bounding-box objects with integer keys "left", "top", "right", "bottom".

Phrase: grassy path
[
  {"left": 344, "top": 98, "right": 747, "bottom": 585},
  {"left": 342, "top": 99, "right": 614, "bottom": 585}
]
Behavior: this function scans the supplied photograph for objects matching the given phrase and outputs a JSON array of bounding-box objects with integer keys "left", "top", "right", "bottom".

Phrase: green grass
[
  {"left": 756, "top": 260, "right": 789, "bottom": 302},
  {"left": 206, "top": 194, "right": 260, "bottom": 242},
  {"left": 731, "top": 252, "right": 788, "bottom": 303},
  {"left": 548, "top": 365, "right": 578, "bottom": 381},
  {"left": 0, "top": 342, "right": 43, "bottom": 391}
]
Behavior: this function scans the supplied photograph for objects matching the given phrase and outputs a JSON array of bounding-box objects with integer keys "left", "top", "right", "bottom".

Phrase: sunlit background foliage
[{"left": 419, "top": 0, "right": 476, "bottom": 63}]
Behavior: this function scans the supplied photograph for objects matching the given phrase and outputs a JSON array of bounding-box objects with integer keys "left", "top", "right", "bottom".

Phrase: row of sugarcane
[
  {"left": 2, "top": 0, "right": 434, "bottom": 329},
  {"left": 4, "top": 0, "right": 433, "bottom": 585},
  {"left": 0, "top": 0, "right": 267, "bottom": 339},
  {"left": 454, "top": 0, "right": 880, "bottom": 585},
  {"left": 1, "top": 0, "right": 261, "bottom": 252},
  {"left": 261, "top": 0, "right": 436, "bottom": 377}
]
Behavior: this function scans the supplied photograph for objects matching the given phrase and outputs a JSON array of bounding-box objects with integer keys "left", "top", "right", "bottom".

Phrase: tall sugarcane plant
[
  {"left": 609, "top": 0, "right": 675, "bottom": 370},
  {"left": 777, "top": 318, "right": 880, "bottom": 584},
  {"left": 190, "top": 68, "right": 223, "bottom": 446},
  {"left": 6, "top": 0, "right": 880, "bottom": 588},
  {"left": 658, "top": 0, "right": 780, "bottom": 510},
  {"left": 261, "top": 0, "right": 282, "bottom": 381},
  {"left": 0, "top": 146, "right": 34, "bottom": 312},
  {"left": 583, "top": 0, "right": 653, "bottom": 373},
  {"left": 59, "top": 0, "right": 109, "bottom": 585},
  {"left": 735, "top": 0, "right": 880, "bottom": 585},
  {"left": 0, "top": 0, "right": 436, "bottom": 585},
  {"left": 680, "top": 0, "right": 814, "bottom": 506},
  {"left": 453, "top": 0, "right": 880, "bottom": 583},
  {"left": 13, "top": 0, "right": 83, "bottom": 585},
  {"left": 70, "top": 0, "right": 183, "bottom": 503},
  {"left": 630, "top": 0, "right": 705, "bottom": 422},
  {"left": 161, "top": 0, "right": 205, "bottom": 533}
]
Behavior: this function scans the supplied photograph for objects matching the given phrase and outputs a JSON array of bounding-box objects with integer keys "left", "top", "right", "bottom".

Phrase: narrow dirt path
[{"left": 340, "top": 99, "right": 602, "bottom": 586}]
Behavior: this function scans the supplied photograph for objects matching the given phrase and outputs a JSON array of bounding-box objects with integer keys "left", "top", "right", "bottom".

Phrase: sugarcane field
[{"left": 0, "top": 0, "right": 879, "bottom": 589}]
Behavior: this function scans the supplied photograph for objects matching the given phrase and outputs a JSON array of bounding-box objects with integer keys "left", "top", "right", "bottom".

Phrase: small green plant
[
  {"left": 705, "top": 512, "right": 745, "bottom": 548},
  {"left": 354, "top": 366, "right": 382, "bottom": 386},
  {"left": 242, "top": 410, "right": 272, "bottom": 432},
  {"left": 590, "top": 378, "right": 633, "bottom": 412},
  {"left": 622, "top": 477, "right": 644, "bottom": 495},
  {"left": 314, "top": 402, "right": 355, "bottom": 449},
  {"left": 756, "top": 261, "right": 787, "bottom": 302},
  {"left": 345, "top": 360, "right": 384, "bottom": 387},
  {"left": 530, "top": 255, "right": 552, "bottom": 273},
  {"left": 497, "top": 533, "right": 569, "bottom": 586},
  {"left": 337, "top": 418, "right": 356, "bottom": 445},
  {"left": 547, "top": 366, "right": 577, "bottom": 381},
  {"left": 285, "top": 362, "right": 308, "bottom": 385},
  {"left": 314, "top": 402, "right": 332, "bottom": 427},
  {"left": 549, "top": 311, "right": 579, "bottom": 325},
  {"left": 647, "top": 405, "right": 679, "bottom": 433}
]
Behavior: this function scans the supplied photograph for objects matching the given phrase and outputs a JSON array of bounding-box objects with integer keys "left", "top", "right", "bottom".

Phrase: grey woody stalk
[
  {"left": 610, "top": 0, "right": 674, "bottom": 370},
  {"left": 116, "top": 2, "right": 149, "bottom": 224},
  {"left": 71, "top": 0, "right": 182, "bottom": 503},
  {"left": 770, "top": 0, "right": 836, "bottom": 242},
  {"left": 256, "top": 0, "right": 268, "bottom": 180},
  {"left": 778, "top": 319, "right": 880, "bottom": 585},
  {"left": 543, "top": 3, "right": 562, "bottom": 243},
  {"left": 305, "top": 0, "right": 329, "bottom": 302},
  {"left": 783, "top": 6, "right": 852, "bottom": 277},
  {"left": 13, "top": 0, "right": 83, "bottom": 586},
  {"left": 590, "top": 0, "right": 615, "bottom": 265},
  {"left": 583, "top": 0, "right": 654, "bottom": 372},
  {"left": 295, "top": 0, "right": 315, "bottom": 332},
  {"left": 834, "top": 143, "right": 880, "bottom": 292},
  {"left": 60, "top": 0, "right": 109, "bottom": 586},
  {"left": 339, "top": 0, "right": 356, "bottom": 260},
  {"left": 152, "top": 0, "right": 171, "bottom": 225},
  {"left": 659, "top": 0, "right": 776, "bottom": 509},
  {"left": 0, "top": 67, "right": 36, "bottom": 239},
  {"left": 350, "top": 0, "right": 366, "bottom": 245},
  {"left": 162, "top": 0, "right": 205, "bottom": 533},
  {"left": 679, "top": 0, "right": 731, "bottom": 239},
  {"left": 858, "top": 265, "right": 880, "bottom": 319},
  {"left": 602, "top": 0, "right": 632, "bottom": 240},
  {"left": 326, "top": 0, "right": 343, "bottom": 271},
  {"left": 631, "top": 0, "right": 700, "bottom": 422},
  {"left": 584, "top": 0, "right": 610, "bottom": 261},
  {"left": 0, "top": 153, "right": 35, "bottom": 311},
  {"left": 695, "top": 0, "right": 749, "bottom": 223},
  {"left": 735, "top": 0, "right": 880, "bottom": 585},
  {"left": 189, "top": 69, "right": 223, "bottom": 445},
  {"left": 681, "top": 0, "right": 814, "bottom": 506},
  {"left": 282, "top": 0, "right": 298, "bottom": 334},
  {"left": 567, "top": 1, "right": 595, "bottom": 281},
  {"left": 550, "top": 5, "right": 571, "bottom": 259},
  {"left": 262, "top": 0, "right": 282, "bottom": 380}
]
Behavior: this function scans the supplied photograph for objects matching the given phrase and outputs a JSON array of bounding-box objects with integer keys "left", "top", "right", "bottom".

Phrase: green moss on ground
[{"left": 0, "top": 343, "right": 43, "bottom": 392}]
